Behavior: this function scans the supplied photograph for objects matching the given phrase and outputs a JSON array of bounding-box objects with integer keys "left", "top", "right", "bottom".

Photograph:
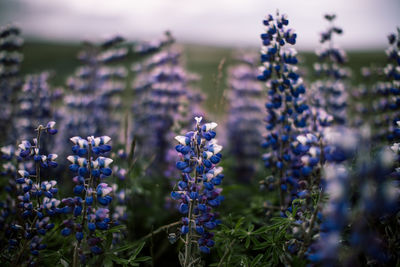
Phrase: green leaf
[
  {"left": 108, "top": 225, "right": 126, "bottom": 233},
  {"left": 235, "top": 217, "right": 245, "bottom": 230},
  {"left": 285, "top": 211, "right": 292, "bottom": 218},
  {"left": 248, "top": 224, "right": 254, "bottom": 232},
  {"left": 252, "top": 225, "right": 271, "bottom": 235},
  {"left": 134, "top": 256, "right": 152, "bottom": 262},
  {"left": 103, "top": 257, "right": 114, "bottom": 267},
  {"left": 253, "top": 242, "right": 271, "bottom": 250},
  {"left": 105, "top": 232, "right": 113, "bottom": 250},
  {"left": 109, "top": 254, "right": 130, "bottom": 265},
  {"left": 245, "top": 237, "right": 251, "bottom": 249},
  {"left": 111, "top": 243, "right": 138, "bottom": 253},
  {"left": 241, "top": 255, "right": 250, "bottom": 266},
  {"left": 131, "top": 241, "right": 146, "bottom": 259},
  {"left": 128, "top": 138, "right": 136, "bottom": 168},
  {"left": 250, "top": 254, "right": 263, "bottom": 267},
  {"left": 250, "top": 236, "right": 259, "bottom": 246}
]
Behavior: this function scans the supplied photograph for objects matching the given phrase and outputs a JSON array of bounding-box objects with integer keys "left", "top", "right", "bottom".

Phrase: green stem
[
  {"left": 35, "top": 126, "right": 43, "bottom": 206},
  {"left": 183, "top": 125, "right": 201, "bottom": 267},
  {"left": 73, "top": 142, "right": 93, "bottom": 267},
  {"left": 275, "top": 23, "right": 288, "bottom": 211},
  {"left": 183, "top": 200, "right": 194, "bottom": 267},
  {"left": 139, "top": 221, "right": 181, "bottom": 242},
  {"left": 217, "top": 240, "right": 235, "bottom": 267},
  {"left": 299, "top": 189, "right": 322, "bottom": 257},
  {"left": 13, "top": 215, "right": 39, "bottom": 265}
]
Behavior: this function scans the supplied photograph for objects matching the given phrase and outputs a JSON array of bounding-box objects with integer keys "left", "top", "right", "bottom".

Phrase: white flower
[
  {"left": 203, "top": 122, "right": 218, "bottom": 131},
  {"left": 211, "top": 144, "right": 223, "bottom": 154},
  {"left": 175, "top": 135, "right": 187, "bottom": 145},
  {"left": 296, "top": 135, "right": 307, "bottom": 145},
  {"left": 102, "top": 136, "right": 111, "bottom": 144},
  {"left": 70, "top": 136, "right": 81, "bottom": 144},
  {"left": 195, "top": 116, "right": 203, "bottom": 124},
  {"left": 67, "top": 155, "right": 76, "bottom": 164}
]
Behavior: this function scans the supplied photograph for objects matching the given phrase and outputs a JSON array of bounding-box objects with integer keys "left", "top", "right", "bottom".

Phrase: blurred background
[
  {"left": 1, "top": 0, "right": 399, "bottom": 49},
  {"left": 0, "top": 0, "right": 399, "bottom": 116}
]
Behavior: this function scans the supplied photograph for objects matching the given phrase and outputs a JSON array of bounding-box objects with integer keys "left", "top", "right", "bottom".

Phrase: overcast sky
[{"left": 0, "top": 0, "right": 399, "bottom": 50}]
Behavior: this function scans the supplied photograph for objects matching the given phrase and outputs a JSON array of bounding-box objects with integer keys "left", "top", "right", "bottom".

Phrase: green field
[{"left": 21, "top": 41, "right": 387, "bottom": 118}]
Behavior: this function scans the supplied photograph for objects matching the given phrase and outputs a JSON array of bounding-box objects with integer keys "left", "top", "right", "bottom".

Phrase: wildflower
[
  {"left": 0, "top": 122, "right": 59, "bottom": 265},
  {"left": 258, "top": 11, "right": 310, "bottom": 209},
  {"left": 62, "top": 135, "right": 114, "bottom": 258},
  {"left": 171, "top": 118, "right": 224, "bottom": 256},
  {"left": 131, "top": 31, "right": 204, "bottom": 174},
  {"left": 226, "top": 55, "right": 264, "bottom": 182},
  {"left": 311, "top": 14, "right": 350, "bottom": 125}
]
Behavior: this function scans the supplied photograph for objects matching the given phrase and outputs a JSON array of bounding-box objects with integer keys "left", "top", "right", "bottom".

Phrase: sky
[{"left": 0, "top": 0, "right": 399, "bottom": 50}]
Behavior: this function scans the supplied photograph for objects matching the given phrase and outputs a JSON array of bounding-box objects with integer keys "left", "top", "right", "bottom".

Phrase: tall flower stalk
[
  {"left": 0, "top": 121, "right": 59, "bottom": 265},
  {"left": 171, "top": 117, "right": 224, "bottom": 266},
  {"left": 15, "top": 72, "right": 54, "bottom": 141},
  {"left": 311, "top": 14, "right": 350, "bottom": 125},
  {"left": 227, "top": 55, "right": 263, "bottom": 182},
  {"left": 61, "top": 36, "right": 127, "bottom": 142},
  {"left": 0, "top": 24, "right": 23, "bottom": 144},
  {"left": 132, "top": 32, "right": 204, "bottom": 172},
  {"left": 61, "top": 135, "right": 114, "bottom": 266},
  {"left": 258, "top": 11, "right": 309, "bottom": 209}
]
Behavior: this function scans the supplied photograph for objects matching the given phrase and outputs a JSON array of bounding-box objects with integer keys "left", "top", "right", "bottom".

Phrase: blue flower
[{"left": 171, "top": 117, "right": 224, "bottom": 253}]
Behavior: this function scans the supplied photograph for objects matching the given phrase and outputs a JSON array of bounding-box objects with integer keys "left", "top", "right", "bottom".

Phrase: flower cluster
[
  {"left": 132, "top": 32, "right": 204, "bottom": 172},
  {"left": 133, "top": 31, "right": 174, "bottom": 55},
  {"left": 0, "top": 24, "right": 23, "bottom": 144},
  {"left": 14, "top": 72, "right": 55, "bottom": 141},
  {"left": 171, "top": 117, "right": 224, "bottom": 256},
  {"left": 258, "top": 11, "right": 311, "bottom": 209},
  {"left": 348, "top": 64, "right": 383, "bottom": 128},
  {"left": 370, "top": 30, "right": 400, "bottom": 141},
  {"left": 60, "top": 135, "right": 115, "bottom": 262},
  {"left": 309, "top": 125, "right": 400, "bottom": 265},
  {"left": 226, "top": 55, "right": 263, "bottom": 182},
  {"left": 59, "top": 36, "right": 127, "bottom": 149},
  {"left": 0, "top": 122, "right": 59, "bottom": 265},
  {"left": 310, "top": 14, "right": 350, "bottom": 125},
  {"left": 109, "top": 149, "right": 130, "bottom": 243}
]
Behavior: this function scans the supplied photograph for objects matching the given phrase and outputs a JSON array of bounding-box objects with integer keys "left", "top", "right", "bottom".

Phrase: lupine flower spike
[
  {"left": 61, "top": 135, "right": 114, "bottom": 265},
  {"left": 0, "top": 122, "right": 59, "bottom": 265},
  {"left": 171, "top": 117, "right": 224, "bottom": 264}
]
